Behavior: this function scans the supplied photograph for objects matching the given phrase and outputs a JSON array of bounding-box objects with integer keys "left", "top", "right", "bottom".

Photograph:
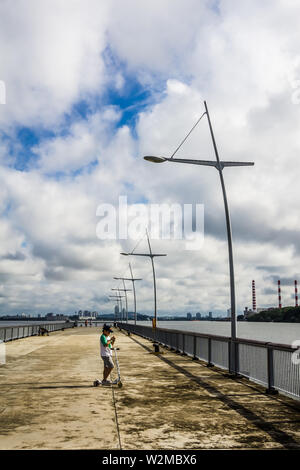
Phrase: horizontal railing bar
[
  {"left": 0, "top": 322, "right": 74, "bottom": 342},
  {"left": 0, "top": 322, "right": 70, "bottom": 329}
]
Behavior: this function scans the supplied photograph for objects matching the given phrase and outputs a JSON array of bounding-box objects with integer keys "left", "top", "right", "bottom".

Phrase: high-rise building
[
  {"left": 187, "top": 312, "right": 192, "bottom": 320},
  {"left": 114, "top": 305, "right": 119, "bottom": 319},
  {"left": 208, "top": 312, "right": 213, "bottom": 319},
  {"left": 196, "top": 312, "right": 201, "bottom": 320}
]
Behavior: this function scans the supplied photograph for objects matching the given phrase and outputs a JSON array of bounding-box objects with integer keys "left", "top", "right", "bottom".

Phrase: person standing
[{"left": 100, "top": 324, "right": 115, "bottom": 385}]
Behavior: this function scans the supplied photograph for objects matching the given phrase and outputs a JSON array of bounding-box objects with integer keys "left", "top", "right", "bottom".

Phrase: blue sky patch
[{"left": 3, "top": 47, "right": 160, "bottom": 175}]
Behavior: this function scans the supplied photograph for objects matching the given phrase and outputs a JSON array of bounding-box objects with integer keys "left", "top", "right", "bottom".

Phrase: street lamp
[
  {"left": 109, "top": 294, "right": 122, "bottom": 320},
  {"left": 111, "top": 288, "right": 129, "bottom": 321},
  {"left": 121, "top": 230, "right": 166, "bottom": 329},
  {"left": 109, "top": 294, "right": 125, "bottom": 321},
  {"left": 114, "top": 264, "right": 142, "bottom": 325},
  {"left": 143, "top": 101, "right": 254, "bottom": 374},
  {"left": 108, "top": 296, "right": 120, "bottom": 322},
  {"left": 111, "top": 285, "right": 132, "bottom": 323}
]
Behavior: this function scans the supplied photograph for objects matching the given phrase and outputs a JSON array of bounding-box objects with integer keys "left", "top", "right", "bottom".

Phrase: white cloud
[
  {"left": 1, "top": 1, "right": 300, "bottom": 316},
  {"left": 33, "top": 108, "right": 121, "bottom": 173},
  {"left": 0, "top": 0, "right": 109, "bottom": 128}
]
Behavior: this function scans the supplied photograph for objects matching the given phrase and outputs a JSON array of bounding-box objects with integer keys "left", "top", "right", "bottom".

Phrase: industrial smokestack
[
  {"left": 252, "top": 280, "right": 256, "bottom": 311},
  {"left": 278, "top": 280, "right": 282, "bottom": 309}
]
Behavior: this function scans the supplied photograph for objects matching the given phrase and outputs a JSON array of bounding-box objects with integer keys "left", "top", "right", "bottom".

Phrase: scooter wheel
[
  {"left": 118, "top": 381, "right": 123, "bottom": 388},
  {"left": 93, "top": 380, "right": 100, "bottom": 387}
]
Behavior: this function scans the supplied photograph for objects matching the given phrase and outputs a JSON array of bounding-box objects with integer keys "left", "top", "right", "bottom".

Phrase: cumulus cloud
[
  {"left": 0, "top": 0, "right": 300, "bottom": 316},
  {"left": 0, "top": 0, "right": 109, "bottom": 128}
]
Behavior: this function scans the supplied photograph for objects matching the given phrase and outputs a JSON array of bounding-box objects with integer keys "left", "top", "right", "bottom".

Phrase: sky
[{"left": 1, "top": 0, "right": 300, "bottom": 317}]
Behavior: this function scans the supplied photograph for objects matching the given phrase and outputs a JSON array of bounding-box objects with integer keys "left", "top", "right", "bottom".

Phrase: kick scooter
[{"left": 93, "top": 347, "right": 123, "bottom": 388}]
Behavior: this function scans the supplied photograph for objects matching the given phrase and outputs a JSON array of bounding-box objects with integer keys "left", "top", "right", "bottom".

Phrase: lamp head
[
  {"left": 144, "top": 156, "right": 166, "bottom": 163},
  {"left": 120, "top": 252, "right": 129, "bottom": 256}
]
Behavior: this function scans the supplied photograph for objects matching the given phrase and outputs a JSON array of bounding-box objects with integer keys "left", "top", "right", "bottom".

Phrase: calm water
[{"left": 132, "top": 321, "right": 300, "bottom": 345}]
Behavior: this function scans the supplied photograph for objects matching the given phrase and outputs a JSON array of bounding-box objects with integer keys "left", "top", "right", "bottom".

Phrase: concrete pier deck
[{"left": 0, "top": 327, "right": 299, "bottom": 450}]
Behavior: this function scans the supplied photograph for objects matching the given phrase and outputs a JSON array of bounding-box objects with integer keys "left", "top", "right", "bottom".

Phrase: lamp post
[
  {"left": 114, "top": 264, "right": 142, "bottom": 325},
  {"left": 111, "top": 285, "right": 132, "bottom": 323},
  {"left": 108, "top": 296, "right": 119, "bottom": 321},
  {"left": 143, "top": 101, "right": 254, "bottom": 374},
  {"left": 110, "top": 290, "right": 123, "bottom": 313},
  {"left": 109, "top": 295, "right": 122, "bottom": 321},
  {"left": 111, "top": 288, "right": 128, "bottom": 321},
  {"left": 109, "top": 294, "right": 125, "bottom": 321},
  {"left": 121, "top": 231, "right": 166, "bottom": 329},
  {"left": 108, "top": 297, "right": 120, "bottom": 322}
]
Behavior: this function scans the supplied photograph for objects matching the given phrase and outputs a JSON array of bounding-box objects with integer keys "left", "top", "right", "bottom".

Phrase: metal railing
[
  {"left": 0, "top": 321, "right": 74, "bottom": 342},
  {"left": 77, "top": 321, "right": 106, "bottom": 327},
  {"left": 117, "top": 322, "right": 300, "bottom": 400}
]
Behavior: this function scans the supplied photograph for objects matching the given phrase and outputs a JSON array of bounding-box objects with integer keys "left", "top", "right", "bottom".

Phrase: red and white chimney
[
  {"left": 278, "top": 280, "right": 282, "bottom": 309},
  {"left": 252, "top": 280, "right": 256, "bottom": 311}
]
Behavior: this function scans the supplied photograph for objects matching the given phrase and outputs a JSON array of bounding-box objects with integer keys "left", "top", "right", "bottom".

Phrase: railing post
[
  {"left": 169, "top": 333, "right": 175, "bottom": 351},
  {"left": 207, "top": 338, "right": 213, "bottom": 367},
  {"left": 176, "top": 332, "right": 180, "bottom": 353},
  {"left": 266, "top": 345, "right": 278, "bottom": 395},
  {"left": 193, "top": 335, "right": 198, "bottom": 361},
  {"left": 235, "top": 341, "right": 239, "bottom": 374},
  {"left": 181, "top": 333, "right": 186, "bottom": 355},
  {"left": 228, "top": 339, "right": 239, "bottom": 375},
  {"left": 228, "top": 340, "right": 232, "bottom": 373},
  {"left": 227, "top": 339, "right": 240, "bottom": 376}
]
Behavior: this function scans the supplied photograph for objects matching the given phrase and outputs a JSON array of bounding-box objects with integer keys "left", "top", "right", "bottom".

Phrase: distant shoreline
[{"left": 1, "top": 318, "right": 299, "bottom": 324}]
